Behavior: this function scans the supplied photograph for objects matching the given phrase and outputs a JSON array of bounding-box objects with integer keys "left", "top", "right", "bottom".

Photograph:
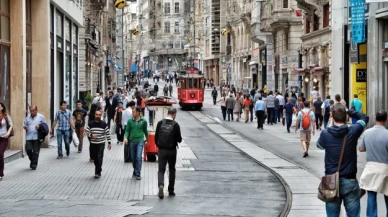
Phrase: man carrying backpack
[
  {"left": 295, "top": 101, "right": 316, "bottom": 158},
  {"left": 155, "top": 108, "right": 182, "bottom": 199}
]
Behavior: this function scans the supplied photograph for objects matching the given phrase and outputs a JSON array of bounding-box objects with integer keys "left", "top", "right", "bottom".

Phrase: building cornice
[{"left": 300, "top": 27, "right": 331, "bottom": 41}]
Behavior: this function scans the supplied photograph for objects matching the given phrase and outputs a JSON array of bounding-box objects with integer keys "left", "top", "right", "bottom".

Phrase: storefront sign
[
  {"left": 356, "top": 69, "right": 367, "bottom": 82},
  {"left": 350, "top": 0, "right": 366, "bottom": 44},
  {"left": 350, "top": 43, "right": 359, "bottom": 64},
  {"left": 351, "top": 43, "right": 367, "bottom": 113}
]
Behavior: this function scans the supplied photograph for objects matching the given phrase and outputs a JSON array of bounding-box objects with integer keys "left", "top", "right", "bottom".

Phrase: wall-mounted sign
[
  {"left": 350, "top": 0, "right": 366, "bottom": 43},
  {"left": 350, "top": 43, "right": 359, "bottom": 64},
  {"left": 356, "top": 69, "right": 367, "bottom": 82}
]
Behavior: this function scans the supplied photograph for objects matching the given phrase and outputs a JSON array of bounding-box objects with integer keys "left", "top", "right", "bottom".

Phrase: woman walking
[
  {"left": 0, "top": 102, "right": 13, "bottom": 181},
  {"left": 243, "top": 95, "right": 251, "bottom": 123},
  {"left": 233, "top": 93, "right": 243, "bottom": 122},
  {"left": 219, "top": 93, "right": 227, "bottom": 121}
]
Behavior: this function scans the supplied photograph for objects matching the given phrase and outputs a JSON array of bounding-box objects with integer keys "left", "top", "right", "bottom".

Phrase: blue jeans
[
  {"left": 367, "top": 191, "right": 388, "bottom": 217},
  {"left": 326, "top": 178, "right": 360, "bottom": 217},
  {"left": 57, "top": 129, "right": 71, "bottom": 156},
  {"left": 273, "top": 108, "right": 278, "bottom": 123},
  {"left": 286, "top": 114, "right": 293, "bottom": 131},
  {"left": 249, "top": 108, "right": 253, "bottom": 122},
  {"left": 267, "top": 108, "right": 274, "bottom": 124},
  {"left": 130, "top": 141, "right": 144, "bottom": 177},
  {"left": 149, "top": 110, "right": 154, "bottom": 125}
]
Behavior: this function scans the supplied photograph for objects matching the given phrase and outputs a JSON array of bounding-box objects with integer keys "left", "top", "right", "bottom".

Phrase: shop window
[
  {"left": 0, "top": 46, "right": 10, "bottom": 107},
  {"left": 73, "top": 24, "right": 78, "bottom": 45},
  {"left": 56, "top": 12, "right": 63, "bottom": 37},
  {"left": 65, "top": 19, "right": 71, "bottom": 41},
  {"left": 323, "top": 4, "right": 329, "bottom": 28},
  {"left": 305, "top": 18, "right": 310, "bottom": 34}
]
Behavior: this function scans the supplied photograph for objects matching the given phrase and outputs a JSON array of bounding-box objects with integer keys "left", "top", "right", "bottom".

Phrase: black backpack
[{"left": 157, "top": 119, "right": 176, "bottom": 149}]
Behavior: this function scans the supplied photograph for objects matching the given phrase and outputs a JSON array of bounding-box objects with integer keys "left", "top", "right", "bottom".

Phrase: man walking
[
  {"left": 317, "top": 107, "right": 369, "bottom": 217},
  {"left": 350, "top": 94, "right": 363, "bottom": 124},
  {"left": 283, "top": 99, "right": 294, "bottom": 133},
  {"left": 266, "top": 91, "right": 275, "bottom": 125},
  {"left": 50, "top": 101, "right": 74, "bottom": 159},
  {"left": 23, "top": 105, "right": 47, "bottom": 170},
  {"left": 168, "top": 83, "right": 173, "bottom": 97},
  {"left": 211, "top": 87, "right": 218, "bottom": 105},
  {"left": 114, "top": 101, "right": 125, "bottom": 145},
  {"left": 225, "top": 94, "right": 235, "bottom": 121},
  {"left": 295, "top": 101, "right": 316, "bottom": 157},
  {"left": 276, "top": 92, "right": 285, "bottom": 123},
  {"left": 255, "top": 96, "right": 266, "bottom": 130},
  {"left": 359, "top": 110, "right": 388, "bottom": 217},
  {"left": 154, "top": 83, "right": 159, "bottom": 96},
  {"left": 72, "top": 100, "right": 88, "bottom": 153},
  {"left": 155, "top": 108, "right": 182, "bottom": 199},
  {"left": 104, "top": 91, "right": 118, "bottom": 129},
  {"left": 163, "top": 84, "right": 168, "bottom": 96},
  {"left": 124, "top": 107, "right": 148, "bottom": 180},
  {"left": 322, "top": 95, "right": 331, "bottom": 129},
  {"left": 86, "top": 110, "right": 111, "bottom": 178},
  {"left": 313, "top": 97, "right": 323, "bottom": 130}
]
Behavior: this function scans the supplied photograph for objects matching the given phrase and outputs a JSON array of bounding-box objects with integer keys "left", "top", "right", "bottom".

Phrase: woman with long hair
[
  {"left": 243, "top": 95, "right": 252, "bottom": 123},
  {"left": 233, "top": 93, "right": 243, "bottom": 122},
  {"left": 0, "top": 102, "right": 13, "bottom": 180}
]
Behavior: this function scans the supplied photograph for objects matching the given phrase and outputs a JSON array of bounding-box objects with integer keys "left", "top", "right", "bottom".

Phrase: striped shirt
[{"left": 86, "top": 120, "right": 111, "bottom": 145}]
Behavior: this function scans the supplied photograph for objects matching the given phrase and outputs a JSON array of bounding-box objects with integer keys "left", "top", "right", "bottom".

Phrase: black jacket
[
  {"left": 154, "top": 85, "right": 159, "bottom": 92},
  {"left": 155, "top": 119, "right": 182, "bottom": 149},
  {"left": 104, "top": 97, "right": 118, "bottom": 116}
]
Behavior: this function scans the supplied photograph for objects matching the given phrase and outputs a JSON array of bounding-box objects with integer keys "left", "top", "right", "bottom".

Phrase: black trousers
[
  {"left": 213, "top": 96, "right": 217, "bottom": 105},
  {"left": 221, "top": 106, "right": 227, "bottom": 120},
  {"left": 256, "top": 110, "right": 265, "bottom": 129},
  {"left": 90, "top": 143, "right": 105, "bottom": 175},
  {"left": 107, "top": 115, "right": 114, "bottom": 129},
  {"left": 227, "top": 108, "right": 234, "bottom": 121},
  {"left": 158, "top": 148, "right": 177, "bottom": 193},
  {"left": 315, "top": 114, "right": 323, "bottom": 128},
  {"left": 116, "top": 124, "right": 125, "bottom": 142},
  {"left": 25, "top": 140, "right": 41, "bottom": 168}
]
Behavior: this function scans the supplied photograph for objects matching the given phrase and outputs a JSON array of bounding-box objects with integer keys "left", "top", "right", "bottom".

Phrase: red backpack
[{"left": 300, "top": 110, "right": 311, "bottom": 130}]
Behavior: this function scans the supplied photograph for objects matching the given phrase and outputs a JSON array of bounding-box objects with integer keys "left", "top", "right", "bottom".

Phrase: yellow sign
[
  {"left": 350, "top": 43, "right": 367, "bottom": 114},
  {"left": 115, "top": 0, "right": 126, "bottom": 9}
]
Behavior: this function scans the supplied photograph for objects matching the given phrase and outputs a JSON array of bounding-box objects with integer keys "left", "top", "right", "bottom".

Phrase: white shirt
[
  {"left": 122, "top": 108, "right": 133, "bottom": 127},
  {"left": 276, "top": 95, "right": 285, "bottom": 106},
  {"left": 311, "top": 90, "right": 319, "bottom": 102}
]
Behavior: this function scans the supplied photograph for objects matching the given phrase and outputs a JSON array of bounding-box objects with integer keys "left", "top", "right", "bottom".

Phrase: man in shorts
[{"left": 295, "top": 101, "right": 316, "bottom": 158}]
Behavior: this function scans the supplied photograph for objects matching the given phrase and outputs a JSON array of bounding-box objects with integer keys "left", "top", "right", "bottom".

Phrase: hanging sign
[{"left": 350, "top": 0, "right": 366, "bottom": 44}]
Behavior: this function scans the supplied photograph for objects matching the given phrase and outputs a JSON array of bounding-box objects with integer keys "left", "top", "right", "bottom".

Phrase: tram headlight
[{"left": 190, "top": 93, "right": 195, "bottom": 98}]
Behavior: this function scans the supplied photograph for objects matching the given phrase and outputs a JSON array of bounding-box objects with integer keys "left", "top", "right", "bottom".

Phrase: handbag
[
  {"left": 318, "top": 134, "right": 348, "bottom": 202},
  {"left": 5, "top": 116, "right": 14, "bottom": 137}
]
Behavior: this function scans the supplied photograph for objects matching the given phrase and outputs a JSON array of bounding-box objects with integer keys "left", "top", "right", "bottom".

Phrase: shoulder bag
[
  {"left": 318, "top": 134, "right": 348, "bottom": 202},
  {"left": 5, "top": 116, "right": 14, "bottom": 137}
]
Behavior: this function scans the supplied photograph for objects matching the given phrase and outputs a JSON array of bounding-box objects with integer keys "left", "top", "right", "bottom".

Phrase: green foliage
[{"left": 84, "top": 91, "right": 93, "bottom": 110}]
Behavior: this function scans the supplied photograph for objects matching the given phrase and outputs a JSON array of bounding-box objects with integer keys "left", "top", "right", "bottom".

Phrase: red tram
[{"left": 177, "top": 67, "right": 205, "bottom": 110}]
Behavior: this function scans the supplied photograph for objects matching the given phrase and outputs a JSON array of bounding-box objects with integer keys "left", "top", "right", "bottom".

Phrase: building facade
[{"left": 1, "top": 0, "right": 82, "bottom": 150}]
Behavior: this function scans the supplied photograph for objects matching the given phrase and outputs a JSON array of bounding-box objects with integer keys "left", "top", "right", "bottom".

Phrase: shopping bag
[{"left": 72, "top": 130, "right": 80, "bottom": 147}]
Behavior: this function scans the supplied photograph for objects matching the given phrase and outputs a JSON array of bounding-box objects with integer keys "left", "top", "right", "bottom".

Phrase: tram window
[
  {"left": 188, "top": 78, "right": 193, "bottom": 88},
  {"left": 193, "top": 79, "right": 198, "bottom": 88}
]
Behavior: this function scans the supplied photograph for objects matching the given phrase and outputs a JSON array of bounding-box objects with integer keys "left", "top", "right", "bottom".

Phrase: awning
[
  {"left": 249, "top": 61, "right": 257, "bottom": 65},
  {"left": 292, "top": 68, "right": 308, "bottom": 75},
  {"left": 313, "top": 67, "right": 324, "bottom": 76}
]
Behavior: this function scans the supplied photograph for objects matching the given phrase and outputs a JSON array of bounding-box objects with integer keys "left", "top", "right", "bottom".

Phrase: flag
[{"left": 291, "top": 8, "right": 303, "bottom": 17}]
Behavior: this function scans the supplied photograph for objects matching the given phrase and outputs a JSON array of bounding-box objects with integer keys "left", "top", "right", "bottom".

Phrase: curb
[{"left": 4, "top": 150, "right": 23, "bottom": 164}]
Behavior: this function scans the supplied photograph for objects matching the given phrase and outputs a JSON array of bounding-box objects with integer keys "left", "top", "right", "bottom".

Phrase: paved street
[{"left": 1, "top": 79, "right": 286, "bottom": 217}]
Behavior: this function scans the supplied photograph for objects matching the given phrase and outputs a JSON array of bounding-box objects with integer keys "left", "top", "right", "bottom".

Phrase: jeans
[
  {"left": 286, "top": 114, "right": 293, "bottom": 131},
  {"left": 256, "top": 110, "right": 265, "bottom": 129},
  {"left": 326, "top": 178, "right": 360, "bottom": 217},
  {"left": 367, "top": 191, "right": 388, "bottom": 217},
  {"left": 130, "top": 141, "right": 144, "bottom": 177},
  {"left": 273, "top": 108, "right": 278, "bottom": 124},
  {"left": 25, "top": 140, "right": 42, "bottom": 168},
  {"left": 75, "top": 127, "right": 85, "bottom": 151},
  {"left": 149, "top": 110, "right": 154, "bottom": 125},
  {"left": 57, "top": 129, "right": 71, "bottom": 156},
  {"left": 221, "top": 106, "right": 227, "bottom": 120},
  {"left": 158, "top": 148, "right": 177, "bottom": 193},
  {"left": 0, "top": 138, "right": 8, "bottom": 177},
  {"left": 267, "top": 108, "right": 274, "bottom": 124},
  {"left": 90, "top": 143, "right": 105, "bottom": 174},
  {"left": 278, "top": 105, "right": 284, "bottom": 122},
  {"left": 227, "top": 108, "right": 233, "bottom": 121},
  {"left": 324, "top": 114, "right": 330, "bottom": 129}
]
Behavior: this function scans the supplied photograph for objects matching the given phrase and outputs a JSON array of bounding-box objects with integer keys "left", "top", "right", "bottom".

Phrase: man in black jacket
[
  {"left": 155, "top": 108, "right": 182, "bottom": 199},
  {"left": 154, "top": 83, "right": 159, "bottom": 96},
  {"left": 104, "top": 91, "right": 118, "bottom": 129}
]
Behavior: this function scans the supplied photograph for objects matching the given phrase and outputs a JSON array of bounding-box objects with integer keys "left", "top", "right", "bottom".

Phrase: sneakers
[
  {"left": 136, "top": 176, "right": 141, "bottom": 180},
  {"left": 158, "top": 186, "right": 164, "bottom": 199},
  {"left": 57, "top": 155, "right": 63, "bottom": 159},
  {"left": 94, "top": 174, "right": 101, "bottom": 179}
]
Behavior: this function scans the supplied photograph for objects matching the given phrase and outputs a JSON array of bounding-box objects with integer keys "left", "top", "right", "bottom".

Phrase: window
[
  {"left": 164, "top": 22, "right": 170, "bottom": 33},
  {"left": 273, "top": 33, "right": 277, "bottom": 53},
  {"left": 0, "top": 0, "right": 10, "bottom": 41},
  {"left": 165, "top": 3, "right": 170, "bottom": 15},
  {"left": 305, "top": 18, "right": 310, "bottom": 34},
  {"left": 56, "top": 11, "right": 63, "bottom": 37},
  {"left": 323, "top": 4, "right": 330, "bottom": 28},
  {"left": 283, "top": 0, "right": 288, "bottom": 8},
  {"left": 284, "top": 32, "right": 289, "bottom": 50},
  {"left": 73, "top": 24, "right": 78, "bottom": 45},
  {"left": 65, "top": 19, "right": 71, "bottom": 41},
  {"left": 174, "top": 22, "right": 179, "bottom": 33},
  {"left": 175, "top": 2, "right": 179, "bottom": 13},
  {"left": 313, "top": 13, "right": 319, "bottom": 31}
]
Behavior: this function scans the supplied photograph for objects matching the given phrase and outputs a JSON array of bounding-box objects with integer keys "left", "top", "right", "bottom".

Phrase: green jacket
[{"left": 124, "top": 117, "right": 148, "bottom": 142}]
